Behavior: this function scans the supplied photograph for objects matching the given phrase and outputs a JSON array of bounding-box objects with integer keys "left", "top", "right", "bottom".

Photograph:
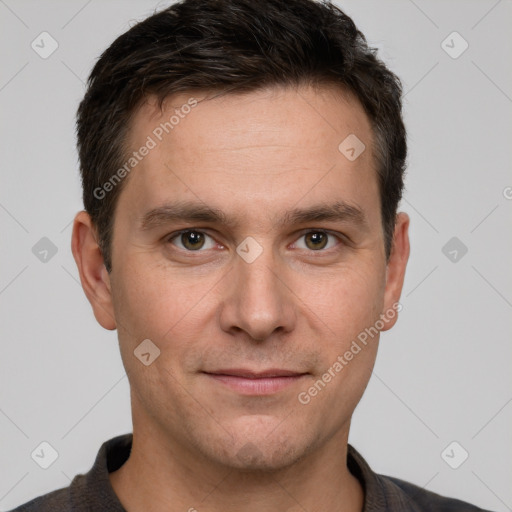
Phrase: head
[{"left": 72, "top": 0, "right": 409, "bottom": 471}]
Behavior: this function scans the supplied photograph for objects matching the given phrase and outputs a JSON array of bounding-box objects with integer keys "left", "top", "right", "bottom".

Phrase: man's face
[{"left": 95, "top": 85, "right": 406, "bottom": 470}]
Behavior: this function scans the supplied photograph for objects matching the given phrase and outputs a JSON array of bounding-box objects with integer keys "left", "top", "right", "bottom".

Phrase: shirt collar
[{"left": 76, "top": 433, "right": 417, "bottom": 511}]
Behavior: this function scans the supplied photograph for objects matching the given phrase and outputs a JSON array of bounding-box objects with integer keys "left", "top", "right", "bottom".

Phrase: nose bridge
[
  {"left": 219, "top": 239, "right": 295, "bottom": 341},
  {"left": 241, "top": 246, "right": 281, "bottom": 302}
]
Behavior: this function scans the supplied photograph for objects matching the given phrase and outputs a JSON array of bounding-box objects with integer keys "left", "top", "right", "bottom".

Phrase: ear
[
  {"left": 71, "top": 210, "right": 117, "bottom": 330},
  {"left": 380, "top": 212, "right": 410, "bottom": 331}
]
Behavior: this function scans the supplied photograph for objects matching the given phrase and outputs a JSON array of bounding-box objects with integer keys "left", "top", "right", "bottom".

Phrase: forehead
[
  {"left": 131, "top": 84, "right": 373, "bottom": 157},
  {"left": 118, "top": 84, "right": 379, "bottom": 230}
]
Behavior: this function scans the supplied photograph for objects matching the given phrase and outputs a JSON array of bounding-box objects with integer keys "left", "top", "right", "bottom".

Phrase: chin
[
  {"left": 197, "top": 416, "right": 315, "bottom": 472},
  {"left": 209, "top": 440, "right": 303, "bottom": 473},
  {"left": 237, "top": 443, "right": 308, "bottom": 472}
]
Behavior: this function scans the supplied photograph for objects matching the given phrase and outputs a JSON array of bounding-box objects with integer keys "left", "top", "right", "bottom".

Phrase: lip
[{"left": 203, "top": 369, "right": 308, "bottom": 395}]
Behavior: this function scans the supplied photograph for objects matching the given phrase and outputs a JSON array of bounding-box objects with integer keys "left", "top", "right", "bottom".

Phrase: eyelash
[{"left": 165, "top": 229, "right": 346, "bottom": 253}]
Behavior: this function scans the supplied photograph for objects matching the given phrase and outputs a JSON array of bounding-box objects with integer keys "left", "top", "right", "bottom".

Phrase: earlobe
[
  {"left": 380, "top": 212, "right": 410, "bottom": 332},
  {"left": 71, "top": 211, "right": 117, "bottom": 330}
]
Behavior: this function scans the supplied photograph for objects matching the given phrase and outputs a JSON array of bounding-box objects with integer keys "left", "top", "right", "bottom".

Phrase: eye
[
  {"left": 167, "top": 230, "right": 217, "bottom": 251},
  {"left": 293, "top": 231, "right": 341, "bottom": 251}
]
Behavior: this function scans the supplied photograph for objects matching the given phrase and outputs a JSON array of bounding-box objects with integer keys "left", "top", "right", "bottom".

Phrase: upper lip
[{"left": 204, "top": 369, "right": 307, "bottom": 379}]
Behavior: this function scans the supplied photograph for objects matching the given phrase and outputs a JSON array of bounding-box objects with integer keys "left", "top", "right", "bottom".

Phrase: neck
[{"left": 109, "top": 421, "right": 363, "bottom": 512}]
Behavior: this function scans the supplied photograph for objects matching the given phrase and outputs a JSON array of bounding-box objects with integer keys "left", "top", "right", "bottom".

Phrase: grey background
[{"left": 1, "top": 0, "right": 511, "bottom": 510}]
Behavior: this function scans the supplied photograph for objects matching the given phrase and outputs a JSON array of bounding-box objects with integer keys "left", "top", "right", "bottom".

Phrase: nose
[{"left": 218, "top": 244, "right": 297, "bottom": 342}]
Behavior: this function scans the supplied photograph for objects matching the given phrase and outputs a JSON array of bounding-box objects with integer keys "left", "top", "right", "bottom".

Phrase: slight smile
[{"left": 203, "top": 369, "right": 309, "bottom": 395}]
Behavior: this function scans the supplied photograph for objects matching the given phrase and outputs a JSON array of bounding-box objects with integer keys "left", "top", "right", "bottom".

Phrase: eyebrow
[{"left": 139, "top": 199, "right": 369, "bottom": 232}]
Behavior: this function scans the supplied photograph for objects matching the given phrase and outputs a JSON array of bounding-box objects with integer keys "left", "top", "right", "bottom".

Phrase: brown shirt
[{"left": 9, "top": 433, "right": 494, "bottom": 511}]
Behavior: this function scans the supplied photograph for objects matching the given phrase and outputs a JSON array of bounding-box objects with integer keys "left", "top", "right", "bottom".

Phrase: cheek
[
  {"left": 301, "top": 264, "right": 384, "bottom": 343},
  {"left": 111, "top": 262, "right": 219, "bottom": 355},
  {"left": 292, "top": 270, "right": 382, "bottom": 435}
]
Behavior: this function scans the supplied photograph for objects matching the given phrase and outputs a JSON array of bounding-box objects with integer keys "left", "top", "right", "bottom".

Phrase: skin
[{"left": 72, "top": 84, "right": 410, "bottom": 512}]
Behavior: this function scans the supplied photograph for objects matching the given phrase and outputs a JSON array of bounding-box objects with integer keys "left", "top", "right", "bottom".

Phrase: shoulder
[
  {"left": 6, "top": 486, "right": 71, "bottom": 512},
  {"left": 6, "top": 434, "right": 130, "bottom": 512},
  {"left": 382, "top": 474, "right": 496, "bottom": 512},
  {"left": 347, "top": 444, "right": 495, "bottom": 512}
]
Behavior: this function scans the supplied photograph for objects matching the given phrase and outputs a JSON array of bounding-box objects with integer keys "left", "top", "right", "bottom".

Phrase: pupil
[
  {"left": 183, "top": 231, "right": 204, "bottom": 250},
  {"left": 307, "top": 232, "right": 327, "bottom": 250}
]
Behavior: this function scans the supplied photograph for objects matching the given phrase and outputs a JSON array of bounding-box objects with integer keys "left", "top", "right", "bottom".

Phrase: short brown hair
[{"left": 77, "top": 0, "right": 407, "bottom": 272}]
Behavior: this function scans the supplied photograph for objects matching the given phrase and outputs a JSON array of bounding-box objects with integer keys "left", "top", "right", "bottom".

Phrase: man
[{"left": 10, "top": 0, "right": 493, "bottom": 510}]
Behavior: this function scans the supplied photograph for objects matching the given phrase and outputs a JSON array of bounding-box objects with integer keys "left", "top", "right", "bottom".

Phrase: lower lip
[{"left": 205, "top": 374, "right": 306, "bottom": 395}]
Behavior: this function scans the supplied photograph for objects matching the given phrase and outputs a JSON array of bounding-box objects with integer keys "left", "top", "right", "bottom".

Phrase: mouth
[{"left": 202, "top": 369, "right": 309, "bottom": 395}]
